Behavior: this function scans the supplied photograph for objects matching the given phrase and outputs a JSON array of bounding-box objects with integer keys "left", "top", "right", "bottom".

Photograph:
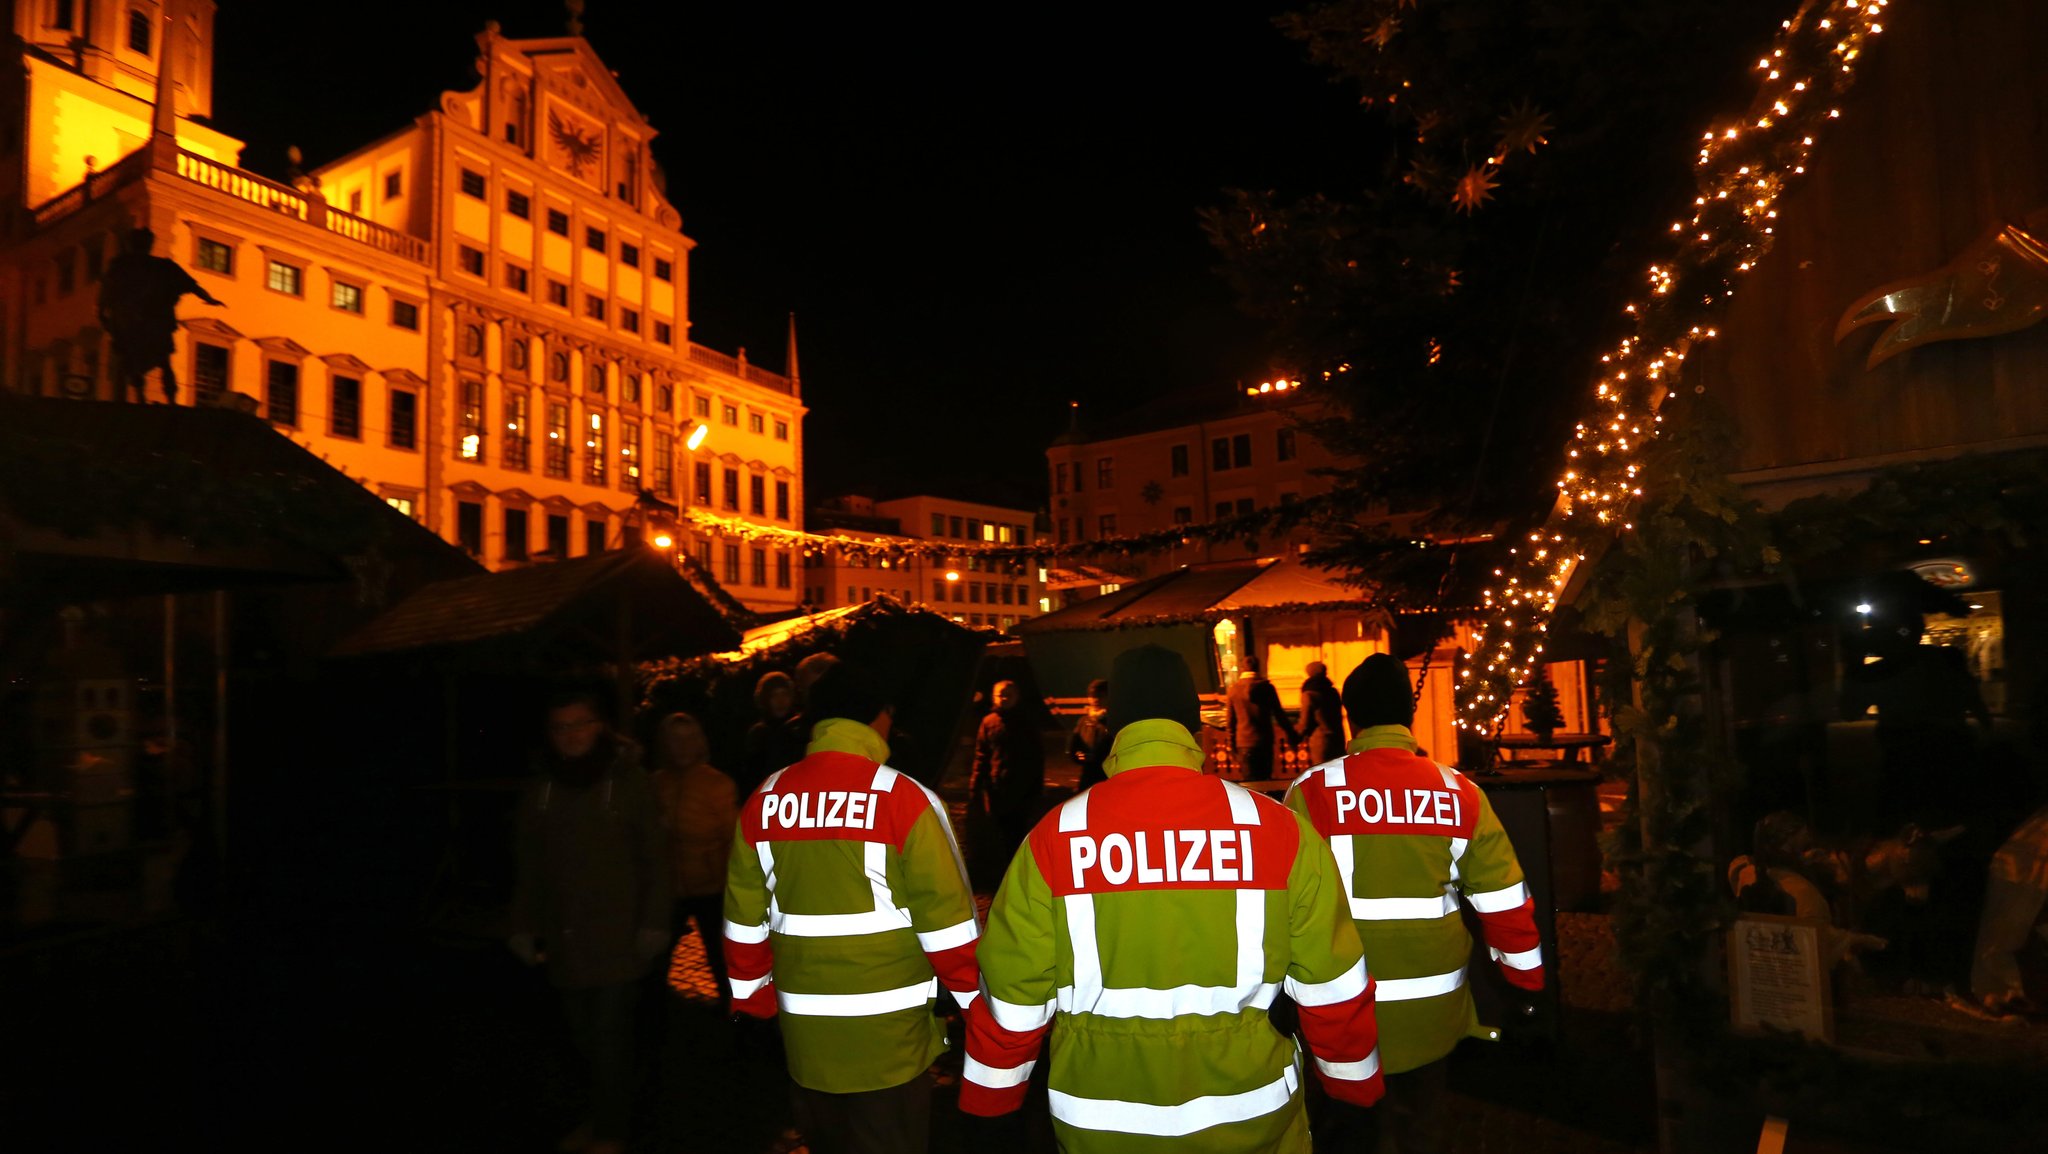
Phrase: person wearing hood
[
  {"left": 723, "top": 662, "right": 981, "bottom": 1154},
  {"left": 962, "top": 644, "right": 1382, "bottom": 1151},
  {"left": 970, "top": 679, "right": 1046, "bottom": 860},
  {"left": 510, "top": 688, "right": 672, "bottom": 1154},
  {"left": 742, "top": 670, "right": 804, "bottom": 796},
  {"left": 1067, "top": 679, "right": 1114, "bottom": 790},
  {"left": 1285, "top": 654, "right": 1544, "bottom": 1154},
  {"left": 649, "top": 712, "right": 739, "bottom": 1006},
  {"left": 1296, "top": 661, "right": 1347, "bottom": 765}
]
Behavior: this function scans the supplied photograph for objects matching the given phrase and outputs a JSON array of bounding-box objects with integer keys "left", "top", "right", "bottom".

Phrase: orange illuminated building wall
[{"left": 0, "top": 3, "right": 803, "bottom": 613}]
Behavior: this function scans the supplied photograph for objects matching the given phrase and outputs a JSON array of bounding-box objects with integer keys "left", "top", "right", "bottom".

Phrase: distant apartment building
[
  {"left": 1, "top": 5, "right": 803, "bottom": 613},
  {"left": 1043, "top": 383, "right": 1344, "bottom": 597},
  {"left": 805, "top": 494, "right": 1047, "bottom": 631}
]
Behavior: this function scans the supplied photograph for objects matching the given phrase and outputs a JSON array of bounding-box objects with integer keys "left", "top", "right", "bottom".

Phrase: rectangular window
[
  {"left": 951, "top": 581, "right": 964, "bottom": 603},
  {"left": 1057, "top": 518, "right": 1070, "bottom": 545},
  {"left": 1212, "top": 437, "right": 1230, "bottom": 472},
  {"left": 933, "top": 579, "right": 947, "bottom": 601},
  {"left": 390, "top": 299, "right": 419, "bottom": 330},
  {"left": 265, "top": 361, "right": 298, "bottom": 427},
  {"left": 585, "top": 412, "right": 606, "bottom": 484},
  {"left": 773, "top": 419, "right": 789, "bottom": 441},
  {"left": 546, "top": 208, "right": 569, "bottom": 235},
  {"left": 53, "top": 0, "right": 75, "bottom": 31},
  {"left": 55, "top": 251, "right": 74, "bottom": 295},
  {"left": 504, "top": 264, "right": 529, "bottom": 293},
  {"left": 621, "top": 307, "right": 639, "bottom": 333},
  {"left": 384, "top": 495, "right": 414, "bottom": 519},
  {"left": 457, "top": 501, "right": 483, "bottom": 556},
  {"left": 584, "top": 296, "right": 605, "bottom": 321},
  {"left": 749, "top": 474, "right": 766, "bottom": 515},
  {"left": 1055, "top": 463, "right": 1067, "bottom": 494},
  {"left": 722, "top": 467, "right": 739, "bottom": 511},
  {"left": 1236, "top": 497, "right": 1255, "bottom": 516},
  {"left": 968, "top": 518, "right": 982, "bottom": 541},
  {"left": 458, "top": 379, "right": 485, "bottom": 461},
  {"left": 587, "top": 519, "right": 608, "bottom": 556},
  {"left": 384, "top": 171, "right": 403, "bottom": 200},
  {"left": 1277, "top": 428, "right": 1297, "bottom": 462},
  {"left": 620, "top": 242, "right": 640, "bottom": 268},
  {"left": 506, "top": 190, "right": 531, "bottom": 219},
  {"left": 1097, "top": 457, "right": 1115, "bottom": 488},
  {"left": 193, "top": 343, "right": 229, "bottom": 406},
  {"left": 547, "top": 514, "right": 570, "bottom": 559},
  {"left": 969, "top": 582, "right": 982, "bottom": 604},
  {"left": 654, "top": 257, "right": 673, "bottom": 281},
  {"left": 348, "top": 189, "right": 363, "bottom": 214},
  {"left": 775, "top": 480, "right": 790, "bottom": 521},
  {"left": 950, "top": 516, "right": 963, "bottom": 538},
  {"left": 504, "top": 392, "right": 530, "bottom": 471},
  {"left": 547, "top": 280, "right": 569, "bottom": 307},
  {"left": 620, "top": 421, "right": 641, "bottom": 487},
  {"left": 694, "top": 395, "right": 711, "bottom": 419},
  {"left": 654, "top": 321, "right": 673, "bottom": 345},
  {"left": 1233, "top": 433, "right": 1252, "bottom": 468},
  {"left": 330, "top": 376, "right": 361, "bottom": 439},
  {"left": 585, "top": 226, "right": 606, "bottom": 253},
  {"left": 931, "top": 513, "right": 947, "bottom": 537},
  {"left": 723, "top": 543, "right": 741, "bottom": 585},
  {"left": 459, "top": 169, "right": 486, "bottom": 199},
  {"left": 751, "top": 548, "right": 768, "bottom": 587},
  {"left": 776, "top": 552, "right": 792, "bottom": 589},
  {"left": 1171, "top": 444, "right": 1190, "bottom": 477},
  {"left": 128, "top": 7, "right": 151, "bottom": 53},
  {"left": 653, "top": 430, "right": 674, "bottom": 496},
  {"left": 1098, "top": 514, "right": 1117, "bottom": 537},
  {"left": 196, "top": 238, "right": 233, "bottom": 275},
  {"left": 545, "top": 401, "right": 569, "bottom": 476},
  {"left": 1216, "top": 501, "right": 1232, "bottom": 520},
  {"left": 721, "top": 404, "right": 739, "bottom": 426},
  {"left": 331, "top": 281, "right": 363, "bottom": 314},
  {"left": 390, "top": 388, "right": 417, "bottom": 449},
  {"left": 503, "top": 508, "right": 529, "bottom": 561},
  {"left": 458, "top": 246, "right": 485, "bottom": 277},
  {"left": 748, "top": 412, "right": 764, "bottom": 435},
  {"left": 1173, "top": 505, "right": 1193, "bottom": 525},
  {"left": 265, "top": 260, "right": 302, "bottom": 296},
  {"left": 694, "top": 461, "right": 712, "bottom": 505}
]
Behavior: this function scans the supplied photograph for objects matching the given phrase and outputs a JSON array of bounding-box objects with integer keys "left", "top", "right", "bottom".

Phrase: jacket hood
[
  {"left": 1103, "top": 719, "right": 1205, "bottom": 777},
  {"left": 806, "top": 717, "right": 891, "bottom": 764},
  {"left": 1346, "top": 724, "right": 1419, "bottom": 755}
]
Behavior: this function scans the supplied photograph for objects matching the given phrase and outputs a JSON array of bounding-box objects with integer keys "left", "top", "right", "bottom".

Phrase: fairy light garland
[{"left": 1454, "top": 0, "right": 1894, "bottom": 733}]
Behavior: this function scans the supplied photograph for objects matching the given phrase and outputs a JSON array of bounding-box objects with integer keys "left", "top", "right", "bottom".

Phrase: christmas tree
[{"left": 1520, "top": 669, "right": 1564, "bottom": 744}]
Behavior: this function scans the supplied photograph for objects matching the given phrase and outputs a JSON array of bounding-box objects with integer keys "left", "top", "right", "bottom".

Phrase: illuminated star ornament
[
  {"left": 1452, "top": 166, "right": 1499, "bottom": 214},
  {"left": 1496, "top": 101, "right": 1554, "bottom": 156}
]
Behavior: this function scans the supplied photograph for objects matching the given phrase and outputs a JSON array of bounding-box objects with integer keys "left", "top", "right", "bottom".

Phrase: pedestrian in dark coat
[
  {"left": 1068, "top": 678, "right": 1113, "bottom": 790},
  {"left": 510, "top": 690, "right": 671, "bottom": 1154},
  {"left": 1297, "top": 661, "right": 1347, "bottom": 764},
  {"left": 971, "top": 680, "right": 1045, "bottom": 860},
  {"left": 1224, "top": 657, "right": 1298, "bottom": 780},
  {"left": 741, "top": 670, "right": 804, "bottom": 796}
]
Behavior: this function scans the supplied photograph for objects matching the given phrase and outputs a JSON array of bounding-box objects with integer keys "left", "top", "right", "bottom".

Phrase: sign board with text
[{"left": 1728, "top": 914, "right": 1833, "bottom": 1042}]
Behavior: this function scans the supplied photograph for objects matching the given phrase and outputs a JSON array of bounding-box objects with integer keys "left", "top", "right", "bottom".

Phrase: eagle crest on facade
[{"left": 547, "top": 108, "right": 602, "bottom": 177}]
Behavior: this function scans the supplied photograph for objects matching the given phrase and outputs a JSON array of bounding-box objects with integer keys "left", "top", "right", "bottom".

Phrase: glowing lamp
[
  {"left": 945, "top": 571, "right": 960, "bottom": 581},
  {"left": 686, "top": 423, "right": 709, "bottom": 451},
  {"left": 1855, "top": 603, "right": 1872, "bottom": 615},
  {"left": 653, "top": 534, "right": 673, "bottom": 549}
]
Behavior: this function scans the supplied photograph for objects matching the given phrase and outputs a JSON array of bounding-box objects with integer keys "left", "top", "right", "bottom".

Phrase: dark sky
[{"left": 212, "top": 2, "right": 1367, "bottom": 506}]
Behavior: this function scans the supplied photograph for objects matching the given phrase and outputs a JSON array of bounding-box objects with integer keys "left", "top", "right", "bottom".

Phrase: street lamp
[
  {"left": 686, "top": 422, "right": 709, "bottom": 451},
  {"left": 653, "top": 534, "right": 674, "bottom": 549}
]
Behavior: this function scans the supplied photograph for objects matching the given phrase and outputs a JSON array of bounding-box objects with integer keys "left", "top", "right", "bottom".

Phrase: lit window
[
  {"left": 458, "top": 379, "right": 485, "bottom": 461},
  {"left": 459, "top": 169, "right": 486, "bottom": 199},
  {"left": 195, "top": 238, "right": 233, "bottom": 275},
  {"left": 385, "top": 495, "right": 415, "bottom": 519},
  {"left": 265, "top": 260, "right": 302, "bottom": 296},
  {"left": 458, "top": 246, "right": 485, "bottom": 277},
  {"left": 504, "top": 391, "right": 530, "bottom": 471},
  {"left": 330, "top": 281, "right": 363, "bottom": 314},
  {"left": 748, "top": 412, "right": 764, "bottom": 435},
  {"left": 722, "top": 404, "right": 738, "bottom": 426}
]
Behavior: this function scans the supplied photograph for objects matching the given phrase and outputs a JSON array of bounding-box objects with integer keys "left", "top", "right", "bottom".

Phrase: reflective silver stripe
[
  {"left": 1314, "top": 1046, "right": 1381, "bottom": 1082},
  {"left": 1319, "top": 758, "right": 1348, "bottom": 788},
  {"left": 758, "top": 839, "right": 777, "bottom": 890},
  {"left": 1223, "top": 781, "right": 1262, "bottom": 825},
  {"left": 1493, "top": 944, "right": 1543, "bottom": 971},
  {"left": 1058, "top": 887, "right": 1275, "bottom": 1018},
  {"left": 865, "top": 840, "right": 895, "bottom": 922},
  {"left": 1447, "top": 837, "right": 1467, "bottom": 884},
  {"left": 1235, "top": 889, "right": 1266, "bottom": 989},
  {"left": 777, "top": 978, "right": 936, "bottom": 1018},
  {"left": 773, "top": 907, "right": 911, "bottom": 937},
  {"left": 1375, "top": 967, "right": 1467, "bottom": 1002},
  {"left": 1466, "top": 881, "right": 1529, "bottom": 913},
  {"left": 1284, "top": 957, "right": 1367, "bottom": 1007},
  {"left": 916, "top": 917, "right": 979, "bottom": 953},
  {"left": 986, "top": 991, "right": 1056, "bottom": 1032},
  {"left": 728, "top": 973, "right": 772, "bottom": 999},
  {"left": 870, "top": 764, "right": 898, "bottom": 792},
  {"left": 963, "top": 1055, "right": 1036, "bottom": 1089},
  {"left": 1057, "top": 789, "right": 1090, "bottom": 832},
  {"left": 761, "top": 768, "right": 788, "bottom": 793},
  {"left": 724, "top": 919, "right": 771, "bottom": 945},
  {"left": 1050, "top": 1064, "right": 1300, "bottom": 1137},
  {"left": 1349, "top": 892, "right": 1459, "bottom": 921},
  {"left": 1064, "top": 892, "right": 1102, "bottom": 1007},
  {"left": 1330, "top": 832, "right": 1356, "bottom": 899}
]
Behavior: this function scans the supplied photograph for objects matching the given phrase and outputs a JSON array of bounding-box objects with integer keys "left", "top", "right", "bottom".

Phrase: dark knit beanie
[
  {"left": 1343, "top": 653, "right": 1414, "bottom": 730},
  {"left": 807, "top": 662, "right": 888, "bottom": 727},
  {"left": 1102, "top": 644, "right": 1203, "bottom": 738}
]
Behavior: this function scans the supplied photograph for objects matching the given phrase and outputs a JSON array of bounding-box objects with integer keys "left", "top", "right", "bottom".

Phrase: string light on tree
[{"left": 1453, "top": 0, "right": 1894, "bottom": 734}]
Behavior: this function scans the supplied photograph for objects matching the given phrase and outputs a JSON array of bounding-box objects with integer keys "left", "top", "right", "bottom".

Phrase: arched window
[{"left": 462, "top": 324, "right": 484, "bottom": 357}]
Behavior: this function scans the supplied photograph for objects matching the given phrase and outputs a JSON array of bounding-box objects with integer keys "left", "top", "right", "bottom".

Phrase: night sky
[{"left": 211, "top": 1, "right": 1368, "bottom": 507}]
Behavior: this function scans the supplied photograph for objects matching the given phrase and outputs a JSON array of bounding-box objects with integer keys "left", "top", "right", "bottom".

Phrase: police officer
[
  {"left": 963, "top": 644, "right": 1382, "bottom": 1151},
  {"left": 1285, "top": 653, "right": 1544, "bottom": 1154}
]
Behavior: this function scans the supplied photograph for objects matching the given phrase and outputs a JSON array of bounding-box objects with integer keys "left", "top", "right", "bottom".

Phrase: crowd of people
[{"left": 509, "top": 647, "right": 1543, "bottom": 1153}]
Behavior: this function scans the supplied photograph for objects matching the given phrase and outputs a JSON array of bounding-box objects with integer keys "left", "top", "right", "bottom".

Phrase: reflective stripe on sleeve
[
  {"left": 1493, "top": 944, "right": 1543, "bottom": 971},
  {"left": 1049, "top": 1064, "right": 1300, "bottom": 1137},
  {"left": 917, "top": 916, "right": 980, "bottom": 953},
  {"left": 1465, "top": 881, "right": 1529, "bottom": 913},
  {"left": 728, "top": 973, "right": 773, "bottom": 999},
  {"left": 1374, "top": 967, "right": 1467, "bottom": 1002},
  {"left": 777, "top": 978, "right": 937, "bottom": 1018},
  {"left": 1314, "top": 1046, "right": 1381, "bottom": 1082},
  {"left": 724, "top": 919, "right": 771, "bottom": 945},
  {"left": 963, "top": 1055, "right": 1037, "bottom": 1089},
  {"left": 986, "top": 992, "right": 1056, "bottom": 1032},
  {"left": 1284, "top": 957, "right": 1367, "bottom": 1007},
  {"left": 1349, "top": 892, "right": 1460, "bottom": 921}
]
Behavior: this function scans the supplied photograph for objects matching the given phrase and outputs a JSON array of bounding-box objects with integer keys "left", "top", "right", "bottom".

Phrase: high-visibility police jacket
[
  {"left": 1284, "top": 725, "right": 1544, "bottom": 1074},
  {"left": 723, "top": 718, "right": 982, "bottom": 1093},
  {"left": 963, "top": 720, "right": 1382, "bottom": 1152}
]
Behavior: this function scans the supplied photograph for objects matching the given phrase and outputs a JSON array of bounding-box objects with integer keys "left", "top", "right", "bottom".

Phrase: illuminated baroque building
[
  {"left": 806, "top": 494, "right": 1047, "bottom": 631},
  {"left": 1, "top": 3, "right": 804, "bottom": 613}
]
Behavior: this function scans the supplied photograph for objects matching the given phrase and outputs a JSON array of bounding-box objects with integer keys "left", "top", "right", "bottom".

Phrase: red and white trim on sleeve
[
  {"left": 1283, "top": 956, "right": 1384, "bottom": 1106},
  {"left": 963, "top": 990, "right": 1055, "bottom": 1115}
]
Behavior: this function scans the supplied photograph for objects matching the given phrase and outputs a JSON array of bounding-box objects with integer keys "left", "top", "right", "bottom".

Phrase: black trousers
[
  {"left": 559, "top": 981, "right": 641, "bottom": 1142},
  {"left": 1316, "top": 1057, "right": 1449, "bottom": 1154},
  {"left": 791, "top": 1071, "right": 931, "bottom": 1154}
]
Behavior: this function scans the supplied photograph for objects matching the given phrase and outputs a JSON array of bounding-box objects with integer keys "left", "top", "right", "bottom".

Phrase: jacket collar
[
  {"left": 1103, "top": 719, "right": 1205, "bottom": 777},
  {"left": 807, "top": 717, "right": 891, "bottom": 763},
  {"left": 1347, "top": 724, "right": 1420, "bottom": 755}
]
